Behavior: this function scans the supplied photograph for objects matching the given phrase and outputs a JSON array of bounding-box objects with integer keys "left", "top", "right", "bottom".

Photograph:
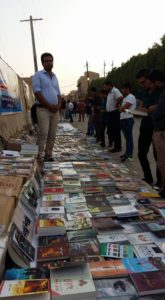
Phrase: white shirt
[
  {"left": 68, "top": 102, "right": 74, "bottom": 111},
  {"left": 120, "top": 93, "right": 137, "bottom": 120},
  {"left": 106, "top": 87, "right": 123, "bottom": 112}
]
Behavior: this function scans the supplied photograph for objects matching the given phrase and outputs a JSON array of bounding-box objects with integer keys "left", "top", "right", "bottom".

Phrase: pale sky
[{"left": 0, "top": 0, "right": 165, "bottom": 94}]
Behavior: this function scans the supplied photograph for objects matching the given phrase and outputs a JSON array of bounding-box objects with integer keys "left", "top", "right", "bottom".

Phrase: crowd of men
[{"left": 31, "top": 52, "right": 165, "bottom": 200}]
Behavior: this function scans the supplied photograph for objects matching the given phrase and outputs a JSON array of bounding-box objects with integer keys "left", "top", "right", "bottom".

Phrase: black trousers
[
  {"left": 138, "top": 127, "right": 161, "bottom": 185},
  {"left": 107, "top": 110, "right": 121, "bottom": 150}
]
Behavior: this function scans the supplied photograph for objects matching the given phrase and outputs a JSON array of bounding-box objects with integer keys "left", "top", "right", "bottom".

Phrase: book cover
[
  {"left": 67, "top": 228, "right": 97, "bottom": 242},
  {"left": 50, "top": 263, "right": 96, "bottom": 300},
  {"left": 89, "top": 260, "right": 128, "bottom": 278},
  {"left": 97, "top": 233, "right": 128, "bottom": 244},
  {"left": 70, "top": 239, "right": 100, "bottom": 256},
  {"left": 10, "top": 223, "right": 35, "bottom": 262},
  {"left": 65, "top": 203, "right": 88, "bottom": 213},
  {"left": 37, "top": 244, "right": 69, "bottom": 261},
  {"left": 134, "top": 243, "right": 164, "bottom": 258},
  {"left": 101, "top": 243, "right": 135, "bottom": 258},
  {"left": 130, "top": 270, "right": 165, "bottom": 296},
  {"left": 38, "top": 234, "right": 68, "bottom": 247},
  {"left": 91, "top": 217, "right": 123, "bottom": 231},
  {"left": 67, "top": 211, "right": 92, "bottom": 220},
  {"left": 43, "top": 187, "right": 64, "bottom": 194},
  {"left": 4, "top": 268, "right": 50, "bottom": 280},
  {"left": 128, "top": 232, "right": 156, "bottom": 245},
  {"left": 65, "top": 217, "right": 92, "bottom": 231},
  {"left": 0, "top": 279, "right": 49, "bottom": 297},
  {"left": 94, "top": 277, "right": 137, "bottom": 298},
  {"left": 43, "top": 194, "right": 68, "bottom": 202},
  {"left": 122, "top": 257, "right": 161, "bottom": 273},
  {"left": 39, "top": 206, "right": 65, "bottom": 214}
]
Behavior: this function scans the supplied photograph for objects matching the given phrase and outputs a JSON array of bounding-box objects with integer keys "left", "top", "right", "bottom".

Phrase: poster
[{"left": 0, "top": 58, "right": 22, "bottom": 114}]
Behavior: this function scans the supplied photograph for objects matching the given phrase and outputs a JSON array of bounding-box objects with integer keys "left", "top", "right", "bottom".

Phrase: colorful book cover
[
  {"left": 65, "top": 217, "right": 91, "bottom": 231},
  {"left": 134, "top": 243, "right": 164, "bottom": 258},
  {"left": 128, "top": 232, "right": 155, "bottom": 245},
  {"left": 43, "top": 187, "right": 64, "bottom": 194},
  {"left": 89, "top": 260, "right": 128, "bottom": 278},
  {"left": 122, "top": 257, "right": 159, "bottom": 273},
  {"left": 37, "top": 244, "right": 69, "bottom": 261},
  {"left": 101, "top": 243, "right": 135, "bottom": 258},
  {"left": 130, "top": 270, "right": 165, "bottom": 296},
  {"left": 4, "top": 268, "right": 50, "bottom": 280},
  {"left": 0, "top": 279, "right": 49, "bottom": 297}
]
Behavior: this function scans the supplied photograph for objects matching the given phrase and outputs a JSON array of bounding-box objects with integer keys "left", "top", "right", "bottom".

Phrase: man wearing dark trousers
[
  {"left": 136, "top": 69, "right": 161, "bottom": 186},
  {"left": 104, "top": 81, "right": 123, "bottom": 152}
]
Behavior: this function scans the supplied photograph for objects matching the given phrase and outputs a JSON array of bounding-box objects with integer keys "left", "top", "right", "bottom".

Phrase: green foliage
[{"left": 89, "top": 34, "right": 165, "bottom": 97}]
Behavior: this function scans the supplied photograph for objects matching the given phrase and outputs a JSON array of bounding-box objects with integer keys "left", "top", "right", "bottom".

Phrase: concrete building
[{"left": 77, "top": 71, "right": 99, "bottom": 98}]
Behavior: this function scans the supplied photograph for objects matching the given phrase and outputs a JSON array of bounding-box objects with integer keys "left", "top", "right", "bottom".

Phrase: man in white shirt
[
  {"left": 104, "top": 81, "right": 123, "bottom": 152},
  {"left": 68, "top": 99, "right": 74, "bottom": 122},
  {"left": 119, "top": 83, "right": 136, "bottom": 161}
]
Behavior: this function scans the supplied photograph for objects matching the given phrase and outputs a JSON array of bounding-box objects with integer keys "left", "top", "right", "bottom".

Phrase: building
[{"left": 77, "top": 71, "right": 99, "bottom": 98}]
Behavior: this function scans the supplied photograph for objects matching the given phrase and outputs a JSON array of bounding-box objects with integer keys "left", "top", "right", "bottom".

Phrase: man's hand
[{"left": 48, "top": 104, "right": 60, "bottom": 113}]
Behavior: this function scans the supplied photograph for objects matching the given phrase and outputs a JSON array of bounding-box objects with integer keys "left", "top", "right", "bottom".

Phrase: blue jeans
[
  {"left": 120, "top": 118, "right": 134, "bottom": 156},
  {"left": 87, "top": 114, "right": 94, "bottom": 135}
]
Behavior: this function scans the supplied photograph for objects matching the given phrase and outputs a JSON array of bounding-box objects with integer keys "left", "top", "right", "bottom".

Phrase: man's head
[
  {"left": 103, "top": 80, "right": 114, "bottom": 92},
  {"left": 121, "top": 83, "right": 131, "bottom": 97},
  {"left": 146, "top": 69, "right": 165, "bottom": 91},
  {"left": 99, "top": 89, "right": 108, "bottom": 99},
  {"left": 136, "top": 69, "right": 150, "bottom": 90},
  {"left": 41, "top": 53, "right": 53, "bottom": 72},
  {"left": 89, "top": 87, "right": 97, "bottom": 97}
]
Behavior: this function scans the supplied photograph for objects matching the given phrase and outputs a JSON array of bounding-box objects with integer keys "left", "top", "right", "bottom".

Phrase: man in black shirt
[{"left": 147, "top": 69, "right": 165, "bottom": 197}]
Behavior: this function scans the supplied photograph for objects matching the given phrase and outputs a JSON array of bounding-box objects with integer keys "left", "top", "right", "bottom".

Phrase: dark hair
[
  {"left": 99, "top": 89, "right": 108, "bottom": 95},
  {"left": 122, "top": 83, "right": 131, "bottom": 90},
  {"left": 136, "top": 69, "right": 150, "bottom": 79},
  {"left": 41, "top": 52, "right": 53, "bottom": 63},
  {"left": 90, "top": 87, "right": 97, "bottom": 92},
  {"left": 104, "top": 80, "right": 113, "bottom": 86},
  {"left": 147, "top": 69, "right": 165, "bottom": 82}
]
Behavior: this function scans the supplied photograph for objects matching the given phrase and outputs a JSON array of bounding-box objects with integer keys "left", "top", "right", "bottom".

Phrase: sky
[{"left": 0, "top": 0, "right": 165, "bottom": 94}]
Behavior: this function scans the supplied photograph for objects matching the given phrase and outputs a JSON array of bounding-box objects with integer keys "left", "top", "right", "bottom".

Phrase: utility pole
[
  {"left": 86, "top": 60, "right": 90, "bottom": 90},
  {"left": 103, "top": 60, "right": 106, "bottom": 77},
  {"left": 20, "top": 15, "right": 43, "bottom": 72}
]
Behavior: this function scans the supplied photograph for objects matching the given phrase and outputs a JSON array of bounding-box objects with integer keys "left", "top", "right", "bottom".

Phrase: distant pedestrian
[
  {"left": 77, "top": 100, "right": 86, "bottom": 122},
  {"left": 68, "top": 99, "right": 74, "bottom": 122},
  {"left": 60, "top": 98, "right": 66, "bottom": 121}
]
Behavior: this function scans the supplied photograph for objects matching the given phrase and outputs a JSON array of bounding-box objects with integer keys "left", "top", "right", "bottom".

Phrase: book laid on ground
[
  {"left": 130, "top": 270, "right": 165, "bottom": 296},
  {"left": 94, "top": 277, "right": 138, "bottom": 298},
  {"left": 4, "top": 268, "right": 50, "bottom": 280},
  {"left": 37, "top": 218, "right": 66, "bottom": 236},
  {"left": 0, "top": 279, "right": 50, "bottom": 298},
  {"left": 67, "top": 228, "right": 97, "bottom": 242},
  {"left": 89, "top": 259, "right": 128, "bottom": 278},
  {"left": 122, "top": 257, "right": 165, "bottom": 273},
  {"left": 134, "top": 243, "right": 164, "bottom": 258},
  {"left": 65, "top": 217, "right": 92, "bottom": 231},
  {"left": 101, "top": 243, "right": 135, "bottom": 258},
  {"left": 37, "top": 243, "right": 70, "bottom": 261},
  {"left": 97, "top": 233, "right": 128, "bottom": 244},
  {"left": 38, "top": 234, "right": 68, "bottom": 247},
  {"left": 127, "top": 232, "right": 156, "bottom": 245},
  {"left": 50, "top": 263, "right": 96, "bottom": 300}
]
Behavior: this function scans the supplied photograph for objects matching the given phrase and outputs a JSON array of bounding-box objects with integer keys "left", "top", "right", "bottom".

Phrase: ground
[{"left": 66, "top": 113, "right": 157, "bottom": 184}]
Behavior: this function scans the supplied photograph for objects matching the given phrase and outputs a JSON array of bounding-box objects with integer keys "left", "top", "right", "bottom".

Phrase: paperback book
[{"left": 101, "top": 243, "right": 135, "bottom": 259}]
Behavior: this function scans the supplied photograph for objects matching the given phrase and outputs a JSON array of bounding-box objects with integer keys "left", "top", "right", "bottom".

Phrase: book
[
  {"left": 101, "top": 243, "right": 135, "bottom": 258},
  {"left": 128, "top": 232, "right": 156, "bottom": 245},
  {"left": 89, "top": 259, "right": 128, "bottom": 278},
  {"left": 39, "top": 206, "right": 65, "bottom": 214},
  {"left": 65, "top": 203, "right": 89, "bottom": 213},
  {"left": 134, "top": 243, "right": 164, "bottom": 258},
  {"left": 67, "top": 211, "right": 92, "bottom": 220},
  {"left": 10, "top": 223, "right": 35, "bottom": 263},
  {"left": 130, "top": 270, "right": 165, "bottom": 296},
  {"left": 37, "top": 244, "right": 70, "bottom": 261},
  {"left": 0, "top": 279, "right": 49, "bottom": 297},
  {"left": 94, "top": 277, "right": 138, "bottom": 298},
  {"left": 91, "top": 217, "right": 123, "bottom": 232},
  {"left": 37, "top": 218, "right": 66, "bottom": 236},
  {"left": 112, "top": 205, "right": 138, "bottom": 218},
  {"left": 122, "top": 257, "right": 165, "bottom": 273},
  {"left": 50, "top": 263, "right": 96, "bottom": 300},
  {"left": 65, "top": 217, "right": 92, "bottom": 231},
  {"left": 38, "top": 234, "right": 68, "bottom": 247},
  {"left": 43, "top": 194, "right": 68, "bottom": 202},
  {"left": 97, "top": 233, "right": 128, "bottom": 244},
  {"left": 4, "top": 268, "right": 50, "bottom": 280},
  {"left": 67, "top": 228, "right": 97, "bottom": 242},
  {"left": 70, "top": 239, "right": 100, "bottom": 256}
]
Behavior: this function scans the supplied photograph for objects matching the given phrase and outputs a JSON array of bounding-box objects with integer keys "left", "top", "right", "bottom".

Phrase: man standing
[
  {"left": 136, "top": 69, "right": 161, "bottom": 186},
  {"left": 119, "top": 83, "right": 136, "bottom": 161},
  {"left": 147, "top": 69, "right": 165, "bottom": 197},
  {"left": 32, "top": 52, "right": 61, "bottom": 162},
  {"left": 104, "top": 81, "right": 123, "bottom": 152}
]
